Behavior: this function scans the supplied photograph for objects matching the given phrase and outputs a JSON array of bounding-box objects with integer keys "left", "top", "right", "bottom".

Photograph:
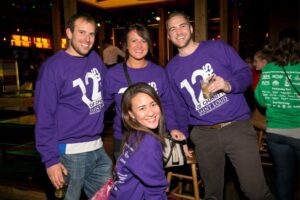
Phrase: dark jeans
[
  {"left": 190, "top": 120, "right": 274, "bottom": 200},
  {"left": 267, "top": 133, "right": 300, "bottom": 200}
]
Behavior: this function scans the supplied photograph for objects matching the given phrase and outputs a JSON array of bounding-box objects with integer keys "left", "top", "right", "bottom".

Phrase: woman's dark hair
[
  {"left": 66, "top": 13, "right": 97, "bottom": 33},
  {"left": 273, "top": 37, "right": 300, "bottom": 67},
  {"left": 255, "top": 44, "right": 273, "bottom": 63},
  {"left": 122, "top": 23, "right": 154, "bottom": 62},
  {"left": 121, "top": 82, "right": 165, "bottom": 149}
]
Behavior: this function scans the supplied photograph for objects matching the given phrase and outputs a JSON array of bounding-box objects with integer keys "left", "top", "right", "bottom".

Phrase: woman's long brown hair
[{"left": 121, "top": 82, "right": 165, "bottom": 149}]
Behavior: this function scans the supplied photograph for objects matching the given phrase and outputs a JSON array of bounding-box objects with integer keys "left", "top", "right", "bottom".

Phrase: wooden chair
[
  {"left": 250, "top": 108, "right": 273, "bottom": 165},
  {"left": 166, "top": 152, "right": 203, "bottom": 200}
]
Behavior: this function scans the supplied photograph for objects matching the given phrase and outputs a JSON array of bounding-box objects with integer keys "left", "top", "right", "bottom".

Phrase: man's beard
[
  {"left": 70, "top": 40, "right": 91, "bottom": 56},
  {"left": 174, "top": 34, "right": 193, "bottom": 49}
]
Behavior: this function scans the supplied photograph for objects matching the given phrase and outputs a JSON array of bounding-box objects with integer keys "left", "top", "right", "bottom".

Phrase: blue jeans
[
  {"left": 60, "top": 147, "right": 112, "bottom": 200},
  {"left": 267, "top": 133, "right": 300, "bottom": 200}
]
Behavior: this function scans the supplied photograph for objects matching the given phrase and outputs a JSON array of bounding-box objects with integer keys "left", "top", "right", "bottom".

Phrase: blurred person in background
[
  {"left": 102, "top": 38, "right": 125, "bottom": 68},
  {"left": 252, "top": 45, "right": 273, "bottom": 91},
  {"left": 255, "top": 28, "right": 300, "bottom": 200}
]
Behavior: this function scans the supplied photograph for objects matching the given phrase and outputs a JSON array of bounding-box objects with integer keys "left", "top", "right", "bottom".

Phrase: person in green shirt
[{"left": 255, "top": 29, "right": 300, "bottom": 200}]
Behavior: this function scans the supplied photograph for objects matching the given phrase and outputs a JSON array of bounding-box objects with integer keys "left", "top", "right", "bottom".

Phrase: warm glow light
[
  {"left": 21, "top": 36, "right": 29, "bottom": 41},
  {"left": 12, "top": 35, "right": 20, "bottom": 40},
  {"left": 97, "top": 23, "right": 101, "bottom": 27},
  {"left": 265, "top": 32, "right": 269, "bottom": 38},
  {"left": 79, "top": 0, "right": 170, "bottom": 9},
  {"left": 10, "top": 34, "right": 53, "bottom": 49},
  {"left": 11, "top": 34, "right": 31, "bottom": 47},
  {"left": 155, "top": 16, "right": 160, "bottom": 21},
  {"left": 33, "top": 37, "right": 51, "bottom": 49},
  {"left": 61, "top": 38, "right": 67, "bottom": 48}
]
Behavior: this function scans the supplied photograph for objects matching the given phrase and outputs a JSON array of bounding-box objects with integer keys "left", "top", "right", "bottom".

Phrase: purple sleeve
[
  {"left": 126, "top": 136, "right": 168, "bottom": 196},
  {"left": 34, "top": 61, "right": 60, "bottom": 168},
  {"left": 220, "top": 41, "right": 252, "bottom": 93},
  {"left": 159, "top": 70, "right": 180, "bottom": 132}
]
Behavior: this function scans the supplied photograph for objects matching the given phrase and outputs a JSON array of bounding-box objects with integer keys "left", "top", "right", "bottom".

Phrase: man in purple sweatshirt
[
  {"left": 166, "top": 11, "right": 274, "bottom": 200},
  {"left": 34, "top": 13, "right": 112, "bottom": 199}
]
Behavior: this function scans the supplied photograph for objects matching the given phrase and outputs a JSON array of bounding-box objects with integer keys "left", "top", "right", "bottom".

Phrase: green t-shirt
[{"left": 255, "top": 63, "right": 300, "bottom": 129}]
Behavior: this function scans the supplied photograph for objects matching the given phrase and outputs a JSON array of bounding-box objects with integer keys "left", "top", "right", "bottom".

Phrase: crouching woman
[{"left": 109, "top": 82, "right": 168, "bottom": 200}]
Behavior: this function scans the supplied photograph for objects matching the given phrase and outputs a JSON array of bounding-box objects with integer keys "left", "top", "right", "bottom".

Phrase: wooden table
[
  {"left": 0, "top": 114, "right": 36, "bottom": 126},
  {"left": 0, "top": 114, "right": 38, "bottom": 161},
  {"left": 0, "top": 96, "right": 34, "bottom": 111}
]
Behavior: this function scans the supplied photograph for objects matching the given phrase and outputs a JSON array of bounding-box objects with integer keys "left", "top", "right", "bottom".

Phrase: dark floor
[{"left": 0, "top": 110, "right": 299, "bottom": 200}]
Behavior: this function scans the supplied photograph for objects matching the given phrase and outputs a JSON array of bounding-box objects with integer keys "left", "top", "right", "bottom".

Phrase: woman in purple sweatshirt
[{"left": 109, "top": 82, "right": 168, "bottom": 200}]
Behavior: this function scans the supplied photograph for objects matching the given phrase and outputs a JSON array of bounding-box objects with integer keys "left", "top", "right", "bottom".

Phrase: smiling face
[
  {"left": 167, "top": 14, "right": 193, "bottom": 49},
  {"left": 128, "top": 92, "right": 161, "bottom": 130},
  {"left": 65, "top": 18, "right": 96, "bottom": 57},
  {"left": 126, "top": 30, "right": 149, "bottom": 61}
]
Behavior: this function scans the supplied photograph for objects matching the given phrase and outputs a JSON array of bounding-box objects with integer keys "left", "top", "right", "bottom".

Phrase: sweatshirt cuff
[
  {"left": 228, "top": 80, "right": 236, "bottom": 93},
  {"left": 45, "top": 158, "right": 60, "bottom": 169}
]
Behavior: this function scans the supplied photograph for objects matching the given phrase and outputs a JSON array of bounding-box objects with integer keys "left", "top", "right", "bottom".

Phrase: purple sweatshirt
[
  {"left": 109, "top": 132, "right": 168, "bottom": 200},
  {"left": 166, "top": 40, "right": 251, "bottom": 136},
  {"left": 34, "top": 50, "right": 107, "bottom": 168},
  {"left": 103, "top": 61, "right": 178, "bottom": 140}
]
